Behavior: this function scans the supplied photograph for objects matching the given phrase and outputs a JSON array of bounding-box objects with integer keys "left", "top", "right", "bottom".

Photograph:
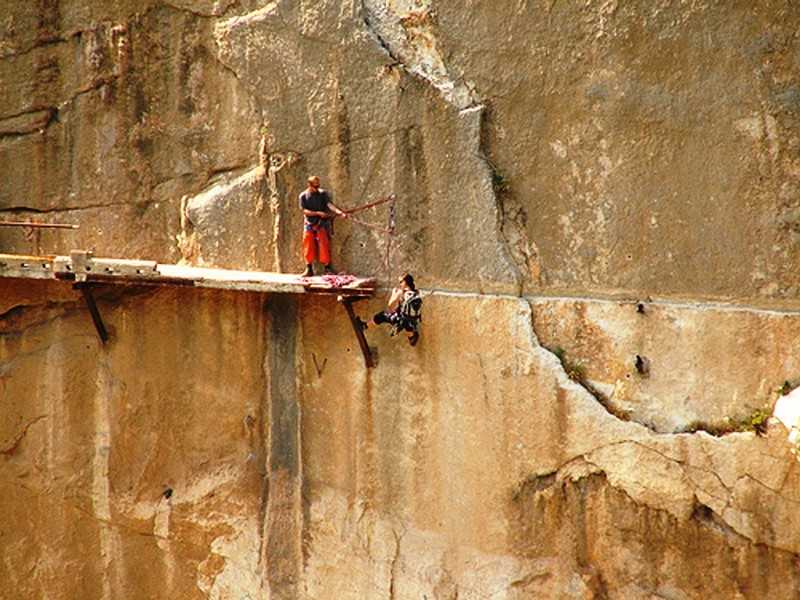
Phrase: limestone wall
[
  {"left": 3, "top": 1, "right": 800, "bottom": 599},
  {"left": 1, "top": 282, "right": 271, "bottom": 599}
]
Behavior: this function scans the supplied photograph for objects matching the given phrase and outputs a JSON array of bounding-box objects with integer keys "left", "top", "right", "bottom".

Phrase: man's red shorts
[{"left": 303, "top": 225, "right": 330, "bottom": 265}]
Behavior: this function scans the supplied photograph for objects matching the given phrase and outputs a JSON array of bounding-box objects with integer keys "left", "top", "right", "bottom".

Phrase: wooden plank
[
  {"left": 75, "top": 283, "right": 109, "bottom": 344},
  {"left": 0, "top": 255, "right": 55, "bottom": 280},
  {"left": 158, "top": 264, "right": 308, "bottom": 294},
  {"left": 340, "top": 297, "right": 375, "bottom": 368},
  {"left": 53, "top": 255, "right": 159, "bottom": 279},
  {"left": 0, "top": 253, "right": 376, "bottom": 298}
]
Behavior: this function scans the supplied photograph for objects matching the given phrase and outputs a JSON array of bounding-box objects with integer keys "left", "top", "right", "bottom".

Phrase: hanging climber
[
  {"left": 358, "top": 273, "right": 422, "bottom": 346},
  {"left": 298, "top": 175, "right": 348, "bottom": 277}
]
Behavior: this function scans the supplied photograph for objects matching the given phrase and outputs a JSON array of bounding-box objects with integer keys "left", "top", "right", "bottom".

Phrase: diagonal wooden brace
[
  {"left": 74, "top": 283, "right": 109, "bottom": 344},
  {"left": 339, "top": 296, "right": 374, "bottom": 368}
]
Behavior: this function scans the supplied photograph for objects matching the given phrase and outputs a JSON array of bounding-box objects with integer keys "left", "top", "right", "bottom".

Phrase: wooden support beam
[
  {"left": 75, "top": 283, "right": 109, "bottom": 344},
  {"left": 340, "top": 296, "right": 375, "bottom": 369}
]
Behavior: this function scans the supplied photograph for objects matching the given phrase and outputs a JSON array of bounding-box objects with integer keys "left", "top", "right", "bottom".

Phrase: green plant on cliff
[
  {"left": 747, "top": 406, "right": 772, "bottom": 435},
  {"left": 682, "top": 405, "right": 772, "bottom": 437},
  {"left": 552, "top": 346, "right": 587, "bottom": 383},
  {"left": 678, "top": 376, "right": 800, "bottom": 437}
]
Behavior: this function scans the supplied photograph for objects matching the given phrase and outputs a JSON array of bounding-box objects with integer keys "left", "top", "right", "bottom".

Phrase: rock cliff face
[{"left": 3, "top": 1, "right": 800, "bottom": 598}]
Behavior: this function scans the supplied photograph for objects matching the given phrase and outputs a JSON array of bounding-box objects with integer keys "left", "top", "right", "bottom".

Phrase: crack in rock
[
  {"left": 518, "top": 464, "right": 799, "bottom": 560},
  {"left": 0, "top": 198, "right": 164, "bottom": 214},
  {"left": 1, "top": 415, "right": 48, "bottom": 456},
  {"left": 0, "top": 106, "right": 58, "bottom": 134},
  {"left": 361, "top": 0, "right": 478, "bottom": 110},
  {"left": 58, "top": 75, "right": 120, "bottom": 111},
  {"left": 388, "top": 528, "right": 402, "bottom": 600},
  {"left": 159, "top": 0, "right": 239, "bottom": 19},
  {"left": 526, "top": 298, "right": 772, "bottom": 439},
  {"left": 513, "top": 297, "right": 800, "bottom": 554},
  {"left": 208, "top": 162, "right": 250, "bottom": 178},
  {"left": 0, "top": 32, "right": 78, "bottom": 61},
  {"left": 361, "top": 1, "right": 537, "bottom": 292},
  {"left": 525, "top": 297, "right": 662, "bottom": 431}
]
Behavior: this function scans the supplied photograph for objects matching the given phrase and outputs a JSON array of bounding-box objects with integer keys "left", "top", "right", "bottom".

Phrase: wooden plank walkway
[{"left": 0, "top": 252, "right": 376, "bottom": 297}]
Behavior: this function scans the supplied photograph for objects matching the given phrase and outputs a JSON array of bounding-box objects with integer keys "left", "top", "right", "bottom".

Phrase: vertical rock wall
[
  {"left": 297, "top": 293, "right": 800, "bottom": 599},
  {"left": 1, "top": 282, "right": 270, "bottom": 599},
  {"left": 1, "top": 1, "right": 258, "bottom": 259}
]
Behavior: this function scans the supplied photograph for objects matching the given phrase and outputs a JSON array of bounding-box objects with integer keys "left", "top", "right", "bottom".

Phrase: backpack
[
  {"left": 391, "top": 290, "right": 422, "bottom": 334},
  {"left": 400, "top": 291, "right": 422, "bottom": 322}
]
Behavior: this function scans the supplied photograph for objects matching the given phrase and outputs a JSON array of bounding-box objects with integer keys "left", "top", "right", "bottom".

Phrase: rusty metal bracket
[
  {"left": 74, "top": 283, "right": 109, "bottom": 344},
  {"left": 339, "top": 296, "right": 374, "bottom": 368}
]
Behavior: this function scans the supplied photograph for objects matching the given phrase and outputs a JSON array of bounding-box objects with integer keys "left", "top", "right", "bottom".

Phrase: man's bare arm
[
  {"left": 387, "top": 287, "right": 403, "bottom": 311},
  {"left": 326, "top": 201, "right": 348, "bottom": 219},
  {"left": 302, "top": 208, "right": 329, "bottom": 218}
]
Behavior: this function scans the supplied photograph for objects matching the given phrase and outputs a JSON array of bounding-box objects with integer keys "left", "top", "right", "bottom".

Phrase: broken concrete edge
[{"left": 0, "top": 252, "right": 376, "bottom": 297}]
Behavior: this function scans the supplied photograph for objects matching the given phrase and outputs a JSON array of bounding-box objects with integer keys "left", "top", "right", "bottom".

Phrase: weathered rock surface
[
  {"left": 4, "top": 282, "right": 800, "bottom": 598},
  {"left": 1, "top": 282, "right": 270, "bottom": 599},
  {"left": 1, "top": 3, "right": 258, "bottom": 261},
  {"left": 4, "top": 0, "right": 800, "bottom": 599},
  {"left": 299, "top": 292, "right": 800, "bottom": 598},
  {"left": 436, "top": 0, "right": 800, "bottom": 300},
  {"left": 530, "top": 296, "right": 800, "bottom": 432}
]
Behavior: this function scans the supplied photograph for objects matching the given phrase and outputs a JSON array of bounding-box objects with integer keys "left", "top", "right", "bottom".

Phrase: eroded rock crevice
[
  {"left": 513, "top": 470, "right": 800, "bottom": 598},
  {"left": 0, "top": 200, "right": 156, "bottom": 214},
  {"left": 262, "top": 294, "right": 304, "bottom": 599},
  {"left": 361, "top": 0, "right": 538, "bottom": 293},
  {"left": 1, "top": 415, "right": 48, "bottom": 456},
  {"left": 0, "top": 35, "right": 72, "bottom": 61},
  {"left": 514, "top": 296, "right": 800, "bottom": 558},
  {"left": 361, "top": 0, "right": 479, "bottom": 110},
  {"left": 526, "top": 297, "right": 661, "bottom": 432}
]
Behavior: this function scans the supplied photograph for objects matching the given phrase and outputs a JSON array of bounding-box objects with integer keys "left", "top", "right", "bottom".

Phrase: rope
[
  {"left": 384, "top": 200, "right": 396, "bottom": 279},
  {"left": 334, "top": 194, "right": 398, "bottom": 279},
  {"left": 346, "top": 214, "right": 393, "bottom": 234},
  {"left": 319, "top": 273, "right": 358, "bottom": 287},
  {"left": 343, "top": 194, "right": 396, "bottom": 215}
]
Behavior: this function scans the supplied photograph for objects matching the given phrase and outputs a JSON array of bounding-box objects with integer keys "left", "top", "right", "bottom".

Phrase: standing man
[{"left": 298, "top": 175, "right": 347, "bottom": 277}]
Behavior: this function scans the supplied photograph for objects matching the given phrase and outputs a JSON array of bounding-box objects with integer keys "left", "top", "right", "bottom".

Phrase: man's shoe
[
  {"left": 300, "top": 265, "right": 313, "bottom": 277},
  {"left": 323, "top": 264, "right": 336, "bottom": 274},
  {"left": 355, "top": 317, "right": 369, "bottom": 331},
  {"left": 409, "top": 331, "right": 419, "bottom": 347}
]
